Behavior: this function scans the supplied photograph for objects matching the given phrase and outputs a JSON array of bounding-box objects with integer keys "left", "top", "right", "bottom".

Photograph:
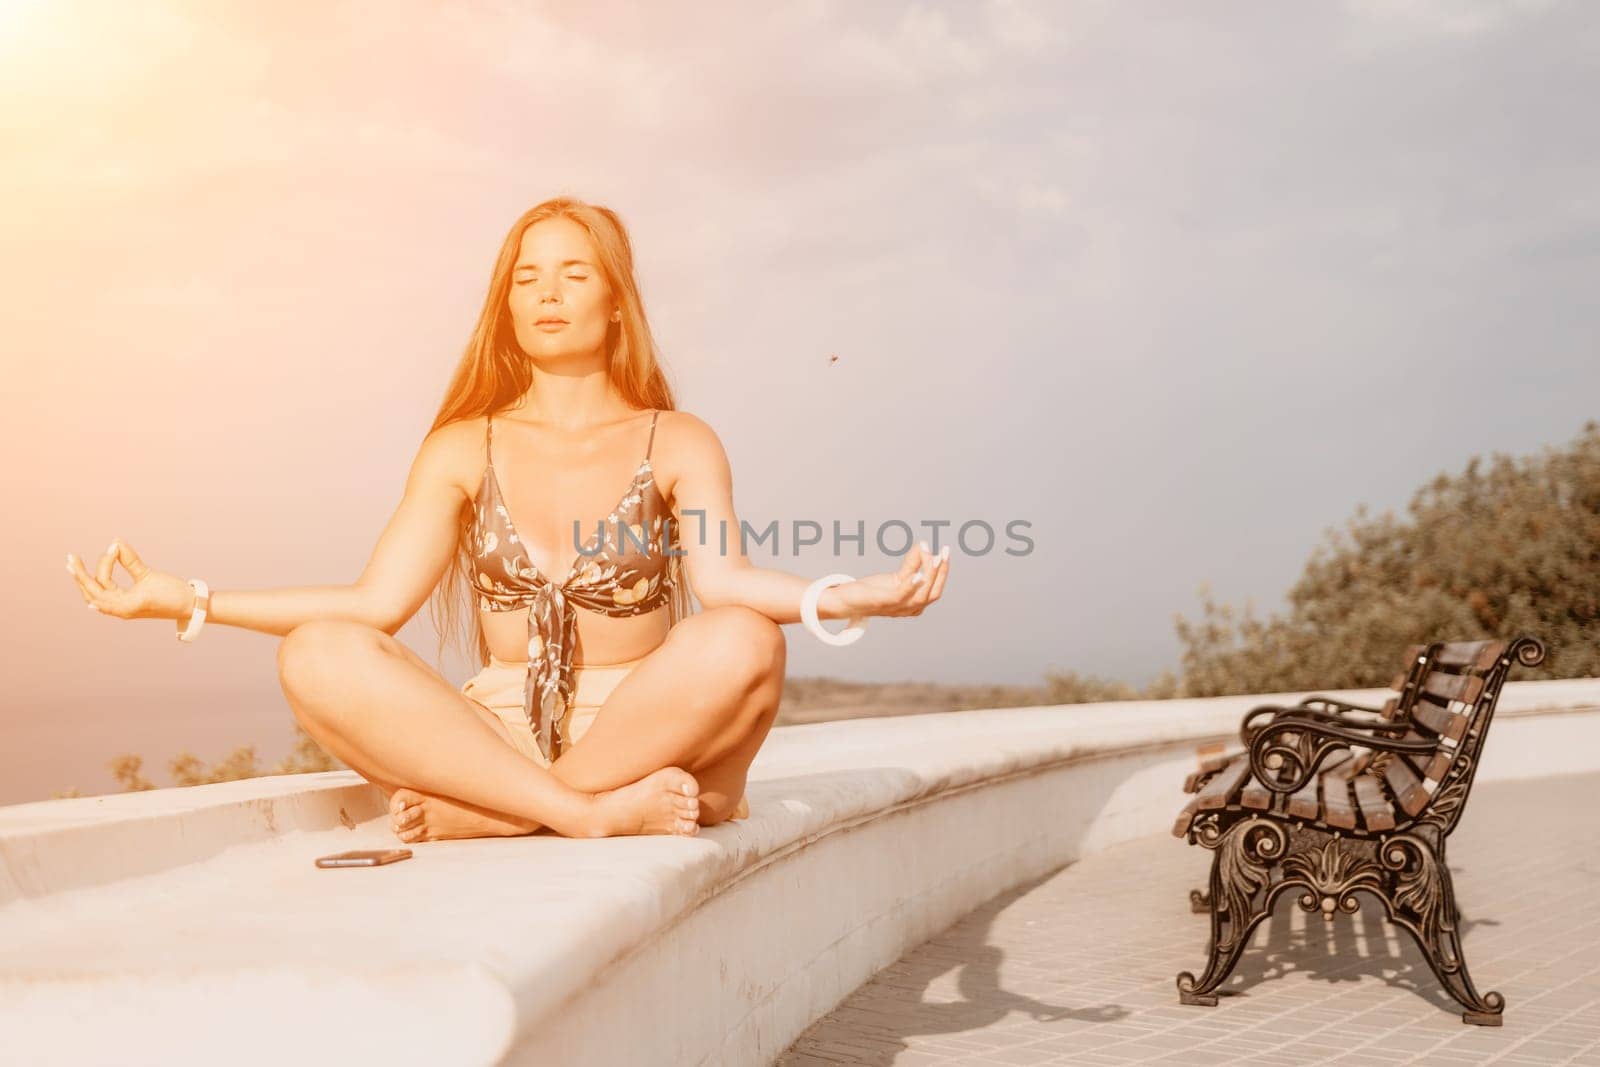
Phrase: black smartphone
[{"left": 314, "top": 848, "right": 413, "bottom": 868}]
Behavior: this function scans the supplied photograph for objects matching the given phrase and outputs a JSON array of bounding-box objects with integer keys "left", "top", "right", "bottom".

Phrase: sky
[{"left": 3, "top": 0, "right": 1597, "bottom": 803}]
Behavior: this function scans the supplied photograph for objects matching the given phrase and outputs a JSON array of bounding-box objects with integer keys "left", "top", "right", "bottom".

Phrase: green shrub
[{"left": 1175, "top": 421, "right": 1600, "bottom": 696}]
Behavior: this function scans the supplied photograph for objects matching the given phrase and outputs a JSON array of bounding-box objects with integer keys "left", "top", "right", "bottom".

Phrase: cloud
[
  {"left": 1340, "top": 0, "right": 1558, "bottom": 48},
  {"left": 834, "top": 5, "right": 989, "bottom": 87}
]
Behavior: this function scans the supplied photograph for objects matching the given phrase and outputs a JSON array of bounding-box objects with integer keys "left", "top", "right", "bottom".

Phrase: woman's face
[{"left": 506, "top": 217, "right": 618, "bottom": 360}]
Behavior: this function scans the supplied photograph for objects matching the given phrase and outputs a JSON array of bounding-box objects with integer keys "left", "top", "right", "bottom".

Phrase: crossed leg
[
  {"left": 393, "top": 605, "right": 785, "bottom": 840},
  {"left": 279, "top": 605, "right": 786, "bottom": 842},
  {"left": 548, "top": 604, "right": 785, "bottom": 819},
  {"left": 278, "top": 619, "right": 703, "bottom": 839}
]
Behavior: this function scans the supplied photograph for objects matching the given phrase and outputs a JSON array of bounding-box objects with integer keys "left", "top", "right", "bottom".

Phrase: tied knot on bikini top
[{"left": 470, "top": 409, "right": 681, "bottom": 762}]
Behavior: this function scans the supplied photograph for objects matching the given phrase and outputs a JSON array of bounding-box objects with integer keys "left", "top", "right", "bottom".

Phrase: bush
[
  {"left": 1175, "top": 421, "right": 1600, "bottom": 696},
  {"left": 85, "top": 723, "right": 344, "bottom": 796},
  {"left": 1036, "top": 669, "right": 1180, "bottom": 706}
]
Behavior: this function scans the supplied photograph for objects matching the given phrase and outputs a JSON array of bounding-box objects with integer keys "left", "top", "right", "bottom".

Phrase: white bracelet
[
  {"left": 176, "top": 578, "right": 210, "bottom": 644},
  {"left": 800, "top": 573, "right": 868, "bottom": 647}
]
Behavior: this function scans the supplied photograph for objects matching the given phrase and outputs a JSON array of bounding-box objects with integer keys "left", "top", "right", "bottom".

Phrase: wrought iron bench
[
  {"left": 1170, "top": 635, "right": 1546, "bottom": 1025},
  {"left": 1174, "top": 643, "right": 1434, "bottom": 849}
]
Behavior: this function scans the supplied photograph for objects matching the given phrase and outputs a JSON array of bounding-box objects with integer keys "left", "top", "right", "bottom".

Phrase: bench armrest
[
  {"left": 1297, "top": 695, "right": 1384, "bottom": 715},
  {"left": 1238, "top": 702, "right": 1401, "bottom": 746},
  {"left": 1248, "top": 718, "right": 1436, "bottom": 795}
]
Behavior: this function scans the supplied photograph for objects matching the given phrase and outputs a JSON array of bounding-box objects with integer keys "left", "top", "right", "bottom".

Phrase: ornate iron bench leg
[
  {"left": 1177, "top": 817, "right": 1285, "bottom": 1007},
  {"left": 1379, "top": 832, "right": 1506, "bottom": 1025}
]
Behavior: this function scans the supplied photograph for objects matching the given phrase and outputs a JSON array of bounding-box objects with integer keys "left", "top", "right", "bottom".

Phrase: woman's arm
[
  {"left": 68, "top": 421, "right": 475, "bottom": 637},
  {"left": 666, "top": 413, "right": 949, "bottom": 624}
]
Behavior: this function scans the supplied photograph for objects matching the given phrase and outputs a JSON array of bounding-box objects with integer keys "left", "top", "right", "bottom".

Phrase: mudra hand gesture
[
  {"left": 66, "top": 539, "right": 196, "bottom": 621},
  {"left": 832, "top": 541, "right": 951, "bottom": 619}
]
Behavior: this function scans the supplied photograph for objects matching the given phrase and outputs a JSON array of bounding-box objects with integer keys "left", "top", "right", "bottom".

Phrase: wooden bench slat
[
  {"left": 1329, "top": 751, "right": 1369, "bottom": 780},
  {"left": 1421, "top": 671, "right": 1485, "bottom": 704},
  {"left": 1286, "top": 776, "right": 1320, "bottom": 819},
  {"left": 1184, "top": 751, "right": 1238, "bottom": 793},
  {"left": 1410, "top": 698, "right": 1469, "bottom": 741},
  {"left": 1431, "top": 640, "right": 1507, "bottom": 670},
  {"left": 1353, "top": 773, "right": 1397, "bottom": 832},
  {"left": 1240, "top": 771, "right": 1273, "bottom": 811},
  {"left": 1288, "top": 752, "right": 1350, "bottom": 819},
  {"left": 1319, "top": 764, "right": 1358, "bottom": 829},
  {"left": 1388, "top": 722, "right": 1455, "bottom": 783},
  {"left": 1380, "top": 754, "right": 1430, "bottom": 816},
  {"left": 1172, "top": 796, "right": 1199, "bottom": 837},
  {"left": 1195, "top": 755, "right": 1251, "bottom": 811},
  {"left": 1424, "top": 752, "right": 1453, "bottom": 782}
]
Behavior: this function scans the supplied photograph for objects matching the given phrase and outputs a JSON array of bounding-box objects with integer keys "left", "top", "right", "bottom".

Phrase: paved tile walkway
[{"left": 779, "top": 772, "right": 1600, "bottom": 1066}]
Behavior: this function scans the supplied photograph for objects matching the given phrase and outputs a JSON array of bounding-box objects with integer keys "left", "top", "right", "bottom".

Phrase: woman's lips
[{"left": 535, "top": 320, "right": 568, "bottom": 330}]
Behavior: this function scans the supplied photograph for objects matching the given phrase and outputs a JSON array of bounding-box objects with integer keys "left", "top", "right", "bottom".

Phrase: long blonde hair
[{"left": 425, "top": 197, "right": 694, "bottom": 669}]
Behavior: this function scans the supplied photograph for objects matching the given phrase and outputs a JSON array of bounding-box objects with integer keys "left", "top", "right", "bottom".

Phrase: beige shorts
[{"left": 461, "top": 653, "right": 648, "bottom": 768}]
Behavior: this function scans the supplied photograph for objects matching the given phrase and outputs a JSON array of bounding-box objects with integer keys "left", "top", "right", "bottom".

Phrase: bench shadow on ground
[
  {"left": 1199, "top": 865, "right": 1500, "bottom": 1020},
  {"left": 783, "top": 869, "right": 1128, "bottom": 1065}
]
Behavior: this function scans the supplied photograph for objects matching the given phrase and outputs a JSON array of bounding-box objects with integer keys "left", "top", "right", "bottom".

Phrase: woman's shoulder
[
  {"left": 652, "top": 409, "right": 727, "bottom": 460},
  {"left": 653, "top": 407, "right": 717, "bottom": 441},
  {"left": 426, "top": 413, "right": 491, "bottom": 456},
  {"left": 650, "top": 410, "right": 731, "bottom": 504},
  {"left": 415, "top": 415, "right": 491, "bottom": 501}
]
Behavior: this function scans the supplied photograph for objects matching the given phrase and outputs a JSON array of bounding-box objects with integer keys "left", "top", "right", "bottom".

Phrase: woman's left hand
[{"left": 830, "top": 541, "right": 949, "bottom": 619}]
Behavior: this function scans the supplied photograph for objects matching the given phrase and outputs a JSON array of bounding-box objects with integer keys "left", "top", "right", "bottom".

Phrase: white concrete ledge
[{"left": 3, "top": 679, "right": 1599, "bottom": 1065}]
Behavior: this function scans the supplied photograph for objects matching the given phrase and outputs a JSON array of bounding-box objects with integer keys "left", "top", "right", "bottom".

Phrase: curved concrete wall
[{"left": 3, "top": 680, "right": 1598, "bottom": 1065}]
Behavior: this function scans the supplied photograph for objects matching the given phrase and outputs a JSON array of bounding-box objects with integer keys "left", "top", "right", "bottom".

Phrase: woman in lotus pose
[{"left": 65, "top": 197, "right": 951, "bottom": 842}]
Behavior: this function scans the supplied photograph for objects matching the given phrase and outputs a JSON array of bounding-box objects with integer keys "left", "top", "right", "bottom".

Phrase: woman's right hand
[
  {"left": 66, "top": 539, "right": 196, "bottom": 622},
  {"left": 829, "top": 541, "right": 950, "bottom": 620}
]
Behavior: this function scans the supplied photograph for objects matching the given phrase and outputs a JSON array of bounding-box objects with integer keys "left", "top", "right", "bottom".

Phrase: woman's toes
[
  {"left": 391, "top": 791, "right": 422, "bottom": 824},
  {"left": 391, "top": 795, "right": 428, "bottom": 841},
  {"left": 677, "top": 818, "right": 699, "bottom": 835}
]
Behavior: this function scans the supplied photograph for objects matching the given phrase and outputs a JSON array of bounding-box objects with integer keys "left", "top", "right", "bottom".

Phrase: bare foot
[
  {"left": 389, "top": 767, "right": 702, "bottom": 842},
  {"left": 592, "top": 767, "right": 702, "bottom": 837},
  {"left": 390, "top": 788, "right": 539, "bottom": 843}
]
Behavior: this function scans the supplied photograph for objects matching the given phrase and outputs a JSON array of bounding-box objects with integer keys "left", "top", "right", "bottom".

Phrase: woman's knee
[
  {"left": 276, "top": 619, "right": 381, "bottom": 700},
  {"left": 685, "top": 605, "right": 786, "bottom": 689}
]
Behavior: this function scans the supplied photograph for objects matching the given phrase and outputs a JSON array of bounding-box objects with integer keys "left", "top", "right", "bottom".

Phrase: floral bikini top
[{"left": 470, "top": 410, "right": 681, "bottom": 762}]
